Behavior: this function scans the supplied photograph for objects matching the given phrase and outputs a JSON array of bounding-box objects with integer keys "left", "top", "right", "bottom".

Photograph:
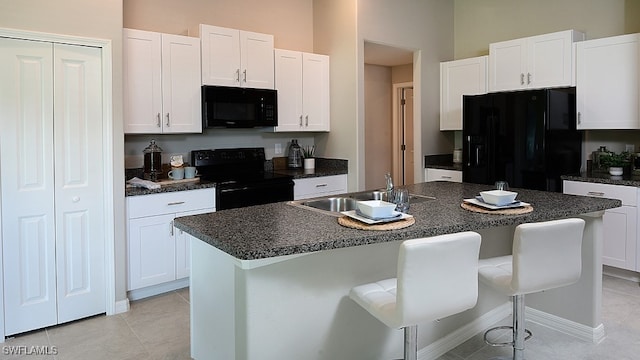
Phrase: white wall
[
  {"left": 454, "top": 0, "right": 640, "bottom": 58},
  {"left": 357, "top": 0, "right": 455, "bottom": 186},
  {"left": 0, "top": 0, "right": 127, "bottom": 307}
]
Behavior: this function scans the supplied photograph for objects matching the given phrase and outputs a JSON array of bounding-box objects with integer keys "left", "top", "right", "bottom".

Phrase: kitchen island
[{"left": 173, "top": 181, "right": 621, "bottom": 360}]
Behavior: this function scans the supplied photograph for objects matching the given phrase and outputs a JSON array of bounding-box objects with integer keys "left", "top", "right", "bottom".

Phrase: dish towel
[{"left": 127, "top": 177, "right": 161, "bottom": 190}]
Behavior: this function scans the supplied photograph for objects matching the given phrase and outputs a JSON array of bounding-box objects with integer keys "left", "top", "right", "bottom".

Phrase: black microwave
[{"left": 202, "top": 85, "right": 277, "bottom": 128}]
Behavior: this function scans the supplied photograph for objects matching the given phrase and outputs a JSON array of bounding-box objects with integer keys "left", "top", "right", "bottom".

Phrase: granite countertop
[
  {"left": 125, "top": 180, "right": 216, "bottom": 197},
  {"left": 173, "top": 181, "right": 620, "bottom": 260},
  {"left": 562, "top": 172, "right": 640, "bottom": 187}
]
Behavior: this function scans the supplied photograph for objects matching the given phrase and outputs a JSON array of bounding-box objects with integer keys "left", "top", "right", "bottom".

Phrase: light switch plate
[{"left": 275, "top": 143, "right": 282, "bottom": 155}]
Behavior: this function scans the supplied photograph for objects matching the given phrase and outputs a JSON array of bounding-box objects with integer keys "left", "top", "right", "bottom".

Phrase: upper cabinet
[
  {"left": 124, "top": 28, "right": 202, "bottom": 134},
  {"left": 274, "top": 49, "right": 330, "bottom": 132},
  {"left": 489, "top": 30, "right": 585, "bottom": 92},
  {"left": 440, "top": 56, "right": 487, "bottom": 131},
  {"left": 576, "top": 33, "right": 640, "bottom": 130},
  {"left": 200, "top": 24, "right": 274, "bottom": 89}
]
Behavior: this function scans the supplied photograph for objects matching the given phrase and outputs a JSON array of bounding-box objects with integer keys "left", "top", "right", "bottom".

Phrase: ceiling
[{"left": 364, "top": 42, "right": 414, "bottom": 66}]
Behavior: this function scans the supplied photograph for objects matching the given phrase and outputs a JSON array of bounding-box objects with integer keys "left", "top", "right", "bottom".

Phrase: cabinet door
[
  {"left": 576, "top": 34, "right": 640, "bottom": 129},
  {"left": 302, "top": 53, "right": 330, "bottom": 131},
  {"left": 123, "top": 28, "right": 163, "bottom": 133},
  {"left": 161, "top": 34, "right": 202, "bottom": 133},
  {"left": 527, "top": 31, "right": 574, "bottom": 89},
  {"left": 489, "top": 38, "right": 527, "bottom": 92},
  {"left": 294, "top": 175, "right": 348, "bottom": 200},
  {"left": 200, "top": 25, "right": 241, "bottom": 86},
  {"left": 440, "top": 56, "right": 487, "bottom": 130},
  {"left": 175, "top": 208, "right": 215, "bottom": 279},
  {"left": 274, "top": 49, "right": 304, "bottom": 131},
  {"left": 240, "top": 31, "right": 274, "bottom": 89},
  {"left": 128, "top": 214, "right": 176, "bottom": 290},
  {"left": 603, "top": 206, "right": 637, "bottom": 271},
  {"left": 425, "top": 168, "right": 462, "bottom": 183},
  {"left": 53, "top": 43, "right": 106, "bottom": 324},
  {"left": 0, "top": 38, "right": 58, "bottom": 336}
]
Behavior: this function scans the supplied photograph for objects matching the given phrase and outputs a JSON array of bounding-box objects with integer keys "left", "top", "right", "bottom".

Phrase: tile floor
[{"left": 1, "top": 275, "right": 639, "bottom": 360}]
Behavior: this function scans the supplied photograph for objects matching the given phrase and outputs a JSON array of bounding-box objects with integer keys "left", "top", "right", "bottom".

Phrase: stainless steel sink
[
  {"left": 301, "top": 197, "right": 358, "bottom": 212},
  {"left": 298, "top": 190, "right": 435, "bottom": 214}
]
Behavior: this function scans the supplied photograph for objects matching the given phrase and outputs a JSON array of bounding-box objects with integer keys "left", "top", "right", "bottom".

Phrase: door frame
[
  {"left": 0, "top": 27, "right": 115, "bottom": 340},
  {"left": 392, "top": 82, "right": 413, "bottom": 186}
]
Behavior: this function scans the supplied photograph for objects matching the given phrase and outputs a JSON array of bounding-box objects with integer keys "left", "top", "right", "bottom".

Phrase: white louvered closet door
[{"left": 0, "top": 38, "right": 105, "bottom": 336}]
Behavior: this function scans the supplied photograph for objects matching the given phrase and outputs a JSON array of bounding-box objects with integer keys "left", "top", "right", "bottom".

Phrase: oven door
[{"left": 217, "top": 179, "right": 294, "bottom": 210}]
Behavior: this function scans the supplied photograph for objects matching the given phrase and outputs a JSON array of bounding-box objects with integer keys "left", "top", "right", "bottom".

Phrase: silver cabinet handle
[
  {"left": 243, "top": 69, "right": 247, "bottom": 83},
  {"left": 305, "top": 115, "right": 309, "bottom": 126},
  {"left": 441, "top": 176, "right": 452, "bottom": 179},
  {"left": 520, "top": 73, "right": 525, "bottom": 85},
  {"left": 315, "top": 183, "right": 328, "bottom": 188},
  {"left": 166, "top": 113, "right": 170, "bottom": 127},
  {"left": 167, "top": 201, "right": 185, "bottom": 206},
  {"left": 170, "top": 220, "right": 174, "bottom": 236},
  {"left": 157, "top": 113, "right": 161, "bottom": 127},
  {"left": 527, "top": 73, "right": 531, "bottom": 84},
  {"left": 587, "top": 191, "right": 605, "bottom": 197},
  {"left": 299, "top": 115, "right": 303, "bottom": 126},
  {"left": 236, "top": 69, "right": 240, "bottom": 82}
]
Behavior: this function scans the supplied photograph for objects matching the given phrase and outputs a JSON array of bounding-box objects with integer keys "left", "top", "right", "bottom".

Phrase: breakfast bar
[{"left": 173, "top": 181, "right": 621, "bottom": 360}]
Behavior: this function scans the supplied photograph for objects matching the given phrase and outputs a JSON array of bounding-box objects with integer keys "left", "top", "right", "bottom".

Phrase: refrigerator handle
[
  {"left": 475, "top": 147, "right": 480, "bottom": 166},
  {"left": 466, "top": 136, "right": 472, "bottom": 166}
]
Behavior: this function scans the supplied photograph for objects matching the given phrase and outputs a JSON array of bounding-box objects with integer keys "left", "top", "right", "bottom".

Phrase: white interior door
[
  {"left": 53, "top": 43, "right": 105, "bottom": 324},
  {"left": 0, "top": 38, "right": 58, "bottom": 335}
]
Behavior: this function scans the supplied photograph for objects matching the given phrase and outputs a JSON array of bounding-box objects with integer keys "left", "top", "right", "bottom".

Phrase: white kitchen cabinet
[
  {"left": 274, "top": 49, "right": 330, "bottom": 132},
  {"left": 489, "top": 30, "right": 584, "bottom": 92},
  {"left": 294, "top": 175, "right": 348, "bottom": 200},
  {"left": 563, "top": 181, "right": 636, "bottom": 271},
  {"left": 200, "top": 24, "right": 274, "bottom": 89},
  {"left": 127, "top": 188, "right": 215, "bottom": 299},
  {"left": 440, "top": 56, "right": 487, "bottom": 130},
  {"left": 1, "top": 39, "right": 105, "bottom": 335},
  {"left": 425, "top": 168, "right": 463, "bottom": 183},
  {"left": 576, "top": 33, "right": 640, "bottom": 130},
  {"left": 124, "top": 28, "right": 202, "bottom": 134}
]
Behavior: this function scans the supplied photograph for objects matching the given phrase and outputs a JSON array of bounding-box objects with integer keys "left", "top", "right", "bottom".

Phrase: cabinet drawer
[
  {"left": 294, "top": 175, "right": 347, "bottom": 200},
  {"left": 563, "top": 181, "right": 636, "bottom": 206},
  {"left": 425, "top": 168, "right": 462, "bottom": 183},
  {"left": 127, "top": 188, "right": 216, "bottom": 219}
]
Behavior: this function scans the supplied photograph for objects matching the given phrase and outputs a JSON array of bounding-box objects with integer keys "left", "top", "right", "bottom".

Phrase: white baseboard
[
  {"left": 526, "top": 307, "right": 606, "bottom": 344},
  {"left": 416, "top": 302, "right": 606, "bottom": 360},
  {"left": 127, "top": 278, "right": 190, "bottom": 301},
  {"left": 603, "top": 265, "right": 640, "bottom": 283},
  {"left": 418, "top": 303, "right": 511, "bottom": 360},
  {"left": 114, "top": 298, "right": 130, "bottom": 314}
]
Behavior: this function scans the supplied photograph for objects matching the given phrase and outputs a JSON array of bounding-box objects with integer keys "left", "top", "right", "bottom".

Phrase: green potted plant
[
  {"left": 302, "top": 145, "right": 315, "bottom": 170},
  {"left": 600, "top": 151, "right": 631, "bottom": 175}
]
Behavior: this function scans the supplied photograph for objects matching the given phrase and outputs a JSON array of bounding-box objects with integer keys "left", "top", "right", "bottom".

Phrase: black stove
[{"left": 191, "top": 148, "right": 294, "bottom": 210}]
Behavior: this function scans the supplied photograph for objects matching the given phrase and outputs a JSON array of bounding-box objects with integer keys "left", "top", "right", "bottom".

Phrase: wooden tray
[
  {"left": 461, "top": 202, "right": 533, "bottom": 215},
  {"left": 338, "top": 215, "right": 415, "bottom": 230}
]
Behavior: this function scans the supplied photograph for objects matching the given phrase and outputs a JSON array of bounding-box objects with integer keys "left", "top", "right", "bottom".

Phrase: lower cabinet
[
  {"left": 563, "top": 181, "right": 637, "bottom": 271},
  {"left": 126, "top": 188, "right": 215, "bottom": 299},
  {"left": 294, "top": 174, "right": 348, "bottom": 200},
  {"left": 425, "top": 168, "right": 463, "bottom": 183}
]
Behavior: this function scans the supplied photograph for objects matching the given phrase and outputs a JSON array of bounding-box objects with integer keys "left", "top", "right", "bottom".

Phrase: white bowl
[
  {"left": 357, "top": 200, "right": 397, "bottom": 218},
  {"left": 479, "top": 190, "right": 518, "bottom": 206}
]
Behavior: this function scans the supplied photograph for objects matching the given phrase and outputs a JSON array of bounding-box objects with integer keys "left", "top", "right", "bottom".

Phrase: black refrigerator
[{"left": 462, "top": 88, "right": 582, "bottom": 192}]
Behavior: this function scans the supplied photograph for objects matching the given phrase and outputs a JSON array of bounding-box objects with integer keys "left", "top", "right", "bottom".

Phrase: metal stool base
[{"left": 484, "top": 325, "right": 532, "bottom": 347}]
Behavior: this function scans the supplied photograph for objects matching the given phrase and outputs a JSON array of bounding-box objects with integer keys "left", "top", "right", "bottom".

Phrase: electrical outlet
[{"left": 275, "top": 143, "right": 282, "bottom": 155}]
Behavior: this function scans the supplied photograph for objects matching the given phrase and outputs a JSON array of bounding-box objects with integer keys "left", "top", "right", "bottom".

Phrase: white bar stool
[
  {"left": 478, "top": 218, "right": 586, "bottom": 360},
  {"left": 349, "top": 232, "right": 482, "bottom": 360}
]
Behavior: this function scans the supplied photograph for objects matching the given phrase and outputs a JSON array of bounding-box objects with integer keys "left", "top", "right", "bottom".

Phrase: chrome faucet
[{"left": 385, "top": 173, "right": 394, "bottom": 201}]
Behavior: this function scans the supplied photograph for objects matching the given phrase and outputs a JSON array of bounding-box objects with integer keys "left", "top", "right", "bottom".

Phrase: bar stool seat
[
  {"left": 478, "top": 218, "right": 586, "bottom": 360},
  {"left": 349, "top": 232, "right": 482, "bottom": 360}
]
